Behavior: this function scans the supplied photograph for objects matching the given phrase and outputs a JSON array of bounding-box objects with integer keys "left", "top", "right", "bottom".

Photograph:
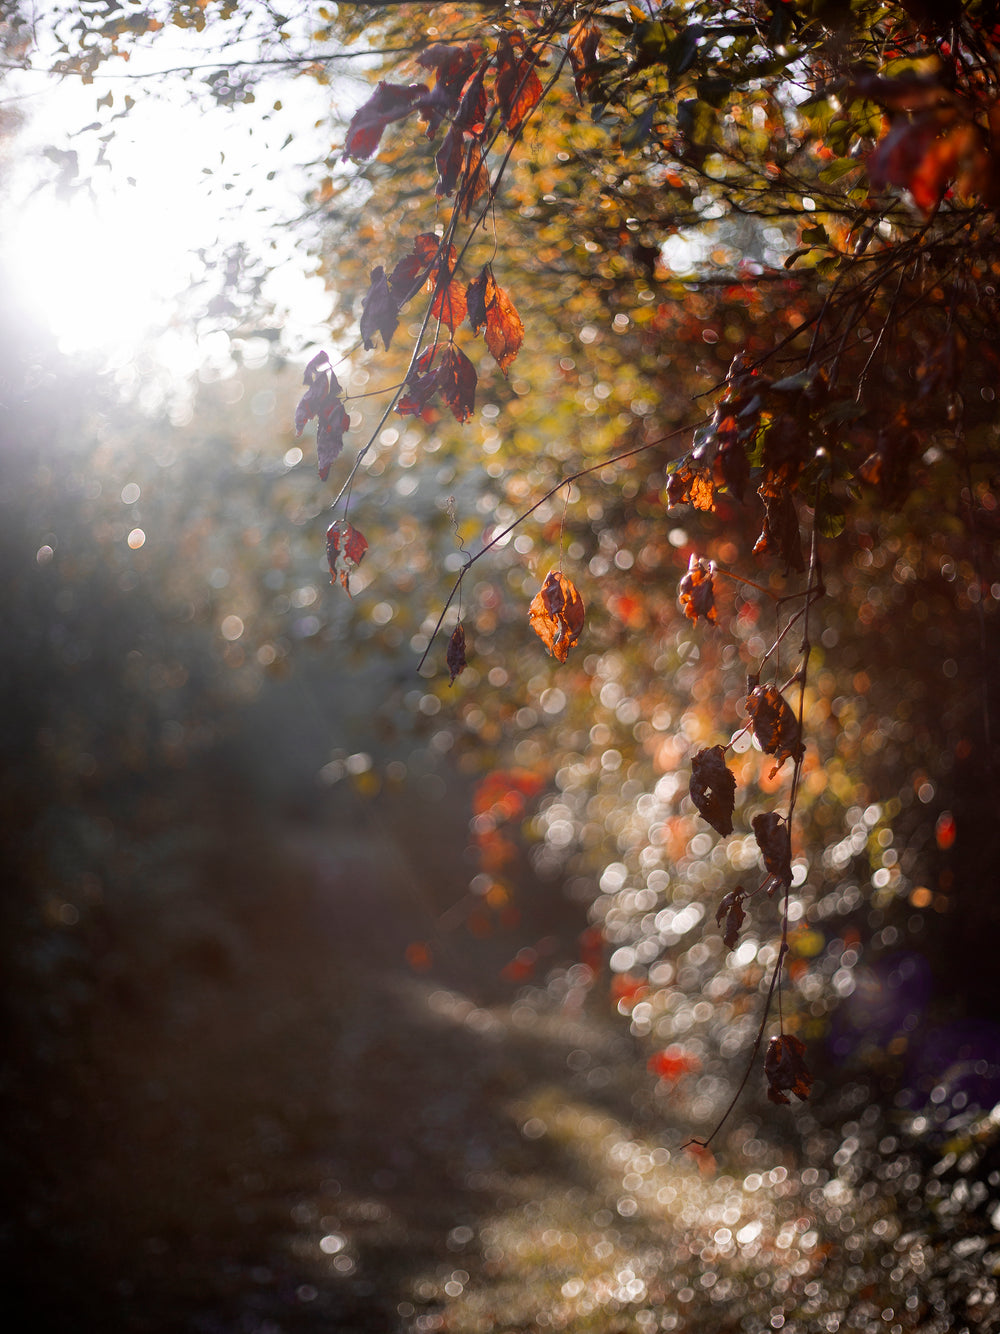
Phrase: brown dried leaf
[
  {"left": 715, "top": 889, "right": 746, "bottom": 951},
  {"left": 690, "top": 745, "right": 735, "bottom": 836},
  {"left": 528, "top": 570, "right": 585, "bottom": 663},
  {"left": 746, "top": 685, "right": 803, "bottom": 775},
  {"left": 754, "top": 479, "right": 804, "bottom": 571},
  {"left": 751, "top": 811, "right": 792, "bottom": 888},
  {"left": 764, "top": 1034, "right": 813, "bottom": 1105},
  {"left": 447, "top": 622, "right": 467, "bottom": 684},
  {"left": 678, "top": 554, "right": 717, "bottom": 625}
]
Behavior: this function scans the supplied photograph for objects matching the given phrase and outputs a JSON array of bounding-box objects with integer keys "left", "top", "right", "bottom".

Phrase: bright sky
[{"left": 0, "top": 21, "right": 340, "bottom": 374}]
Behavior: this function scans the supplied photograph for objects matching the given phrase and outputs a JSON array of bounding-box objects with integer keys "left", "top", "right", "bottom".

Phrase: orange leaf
[
  {"left": 528, "top": 570, "right": 585, "bottom": 662},
  {"left": 467, "top": 264, "right": 523, "bottom": 373},
  {"left": 495, "top": 32, "right": 543, "bottom": 133},
  {"left": 431, "top": 276, "right": 468, "bottom": 332}
]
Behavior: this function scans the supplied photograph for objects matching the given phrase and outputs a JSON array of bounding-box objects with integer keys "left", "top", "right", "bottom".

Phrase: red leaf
[
  {"left": 396, "top": 342, "right": 476, "bottom": 423},
  {"left": 447, "top": 621, "right": 467, "bottom": 684},
  {"left": 690, "top": 745, "right": 735, "bottom": 836},
  {"left": 396, "top": 342, "right": 443, "bottom": 419},
  {"left": 436, "top": 343, "right": 477, "bottom": 422},
  {"left": 359, "top": 265, "right": 398, "bottom": 351},
  {"left": 528, "top": 570, "right": 585, "bottom": 662},
  {"left": 678, "top": 553, "right": 717, "bottom": 624},
  {"left": 764, "top": 1034, "right": 813, "bottom": 1104},
  {"left": 495, "top": 32, "right": 543, "bottom": 133},
  {"left": 326, "top": 521, "right": 368, "bottom": 596},
  {"left": 342, "top": 80, "right": 431, "bottom": 162}
]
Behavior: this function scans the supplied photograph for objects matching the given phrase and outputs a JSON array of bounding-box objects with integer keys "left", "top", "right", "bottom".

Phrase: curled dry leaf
[
  {"left": 326, "top": 521, "right": 368, "bottom": 596},
  {"left": 746, "top": 684, "right": 803, "bottom": 776},
  {"left": 764, "top": 1034, "right": 813, "bottom": 1105},
  {"left": 679, "top": 554, "right": 717, "bottom": 625},
  {"left": 690, "top": 745, "right": 735, "bottom": 836},
  {"left": 715, "top": 888, "right": 746, "bottom": 950},
  {"left": 447, "top": 621, "right": 467, "bottom": 684},
  {"left": 528, "top": 569, "right": 585, "bottom": 662},
  {"left": 752, "top": 811, "right": 792, "bottom": 888}
]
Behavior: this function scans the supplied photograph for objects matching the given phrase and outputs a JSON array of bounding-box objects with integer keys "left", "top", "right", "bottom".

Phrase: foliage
[{"left": 5, "top": 0, "right": 1000, "bottom": 1275}]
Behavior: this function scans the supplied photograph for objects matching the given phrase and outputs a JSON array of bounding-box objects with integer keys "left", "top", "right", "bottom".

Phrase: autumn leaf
[
  {"left": 752, "top": 811, "right": 792, "bottom": 888},
  {"left": 715, "top": 889, "right": 746, "bottom": 950},
  {"left": 495, "top": 32, "right": 544, "bottom": 133},
  {"left": 754, "top": 478, "right": 804, "bottom": 571},
  {"left": 437, "top": 343, "right": 477, "bottom": 422},
  {"left": 417, "top": 39, "right": 484, "bottom": 105},
  {"left": 447, "top": 621, "right": 467, "bottom": 684},
  {"left": 396, "top": 342, "right": 477, "bottom": 423},
  {"left": 678, "top": 554, "right": 717, "bottom": 625},
  {"left": 435, "top": 123, "right": 465, "bottom": 197},
  {"left": 456, "top": 141, "right": 490, "bottom": 217},
  {"left": 396, "top": 343, "right": 444, "bottom": 420},
  {"left": 690, "top": 745, "right": 735, "bottom": 835},
  {"left": 666, "top": 461, "right": 715, "bottom": 511},
  {"left": 342, "top": 80, "right": 431, "bottom": 162},
  {"left": 317, "top": 400, "right": 350, "bottom": 481},
  {"left": 359, "top": 265, "right": 398, "bottom": 350},
  {"left": 528, "top": 569, "right": 585, "bottom": 662},
  {"left": 326, "top": 521, "right": 368, "bottom": 595},
  {"left": 295, "top": 351, "right": 349, "bottom": 479},
  {"left": 431, "top": 275, "right": 468, "bottom": 332},
  {"left": 764, "top": 1034, "right": 813, "bottom": 1105},
  {"left": 466, "top": 264, "right": 524, "bottom": 373},
  {"left": 567, "top": 19, "right": 602, "bottom": 104},
  {"left": 388, "top": 233, "right": 443, "bottom": 302},
  {"left": 746, "top": 684, "right": 803, "bottom": 775}
]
